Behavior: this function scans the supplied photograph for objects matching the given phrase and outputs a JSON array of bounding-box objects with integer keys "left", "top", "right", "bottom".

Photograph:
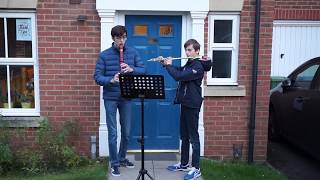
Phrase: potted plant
[
  {"left": 0, "top": 95, "right": 8, "bottom": 108},
  {"left": 20, "top": 93, "right": 33, "bottom": 108}
]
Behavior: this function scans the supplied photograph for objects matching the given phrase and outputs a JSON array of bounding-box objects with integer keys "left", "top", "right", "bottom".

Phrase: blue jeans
[
  {"left": 104, "top": 99, "right": 131, "bottom": 167},
  {"left": 180, "top": 105, "right": 200, "bottom": 169}
]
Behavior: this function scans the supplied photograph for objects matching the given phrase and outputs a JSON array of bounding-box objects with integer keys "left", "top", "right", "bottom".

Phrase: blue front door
[{"left": 125, "top": 15, "right": 182, "bottom": 150}]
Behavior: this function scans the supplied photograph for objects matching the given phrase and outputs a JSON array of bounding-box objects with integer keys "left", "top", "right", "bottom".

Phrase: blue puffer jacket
[
  {"left": 165, "top": 58, "right": 212, "bottom": 108},
  {"left": 94, "top": 43, "right": 145, "bottom": 100}
]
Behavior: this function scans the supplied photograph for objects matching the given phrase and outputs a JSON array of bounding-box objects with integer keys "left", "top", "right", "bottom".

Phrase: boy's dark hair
[
  {"left": 184, "top": 39, "right": 200, "bottom": 51},
  {"left": 111, "top": 25, "right": 127, "bottom": 38}
]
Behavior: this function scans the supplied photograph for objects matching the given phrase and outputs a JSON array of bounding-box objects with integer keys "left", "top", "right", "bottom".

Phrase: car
[{"left": 269, "top": 56, "right": 320, "bottom": 160}]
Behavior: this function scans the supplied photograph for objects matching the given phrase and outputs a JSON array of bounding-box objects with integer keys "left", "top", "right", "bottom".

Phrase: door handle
[
  {"left": 295, "top": 97, "right": 310, "bottom": 102},
  {"left": 148, "top": 38, "right": 158, "bottom": 44}
]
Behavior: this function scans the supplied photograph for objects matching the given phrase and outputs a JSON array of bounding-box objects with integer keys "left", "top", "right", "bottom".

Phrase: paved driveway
[{"left": 267, "top": 141, "right": 320, "bottom": 180}]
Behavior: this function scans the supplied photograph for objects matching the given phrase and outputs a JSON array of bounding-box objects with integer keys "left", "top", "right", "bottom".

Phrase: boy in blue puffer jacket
[
  {"left": 162, "top": 39, "right": 211, "bottom": 180},
  {"left": 94, "top": 25, "right": 145, "bottom": 177}
]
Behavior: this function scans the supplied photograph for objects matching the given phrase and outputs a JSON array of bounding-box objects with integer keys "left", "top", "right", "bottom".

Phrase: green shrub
[
  {"left": 13, "top": 149, "right": 43, "bottom": 175},
  {"left": 0, "top": 116, "right": 89, "bottom": 175},
  {"left": 62, "top": 145, "right": 82, "bottom": 168},
  {"left": 36, "top": 118, "right": 86, "bottom": 171},
  {"left": 0, "top": 114, "right": 14, "bottom": 175},
  {"left": 0, "top": 143, "right": 13, "bottom": 175}
]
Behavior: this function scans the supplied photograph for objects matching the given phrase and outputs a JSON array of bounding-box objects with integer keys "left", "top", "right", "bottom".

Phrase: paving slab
[{"left": 108, "top": 154, "right": 203, "bottom": 180}]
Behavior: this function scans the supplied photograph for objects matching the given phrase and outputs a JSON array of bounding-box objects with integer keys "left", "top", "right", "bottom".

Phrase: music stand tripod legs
[{"left": 136, "top": 97, "right": 154, "bottom": 180}]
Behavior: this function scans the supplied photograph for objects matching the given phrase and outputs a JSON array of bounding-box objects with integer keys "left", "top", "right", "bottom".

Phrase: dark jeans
[
  {"left": 180, "top": 105, "right": 201, "bottom": 169},
  {"left": 104, "top": 99, "right": 131, "bottom": 167}
]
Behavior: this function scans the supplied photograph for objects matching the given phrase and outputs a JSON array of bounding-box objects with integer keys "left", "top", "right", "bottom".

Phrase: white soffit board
[{"left": 97, "top": 0, "right": 208, "bottom": 11}]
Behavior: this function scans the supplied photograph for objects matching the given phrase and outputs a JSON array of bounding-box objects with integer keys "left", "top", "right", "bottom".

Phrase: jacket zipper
[{"left": 183, "top": 85, "right": 187, "bottom": 97}]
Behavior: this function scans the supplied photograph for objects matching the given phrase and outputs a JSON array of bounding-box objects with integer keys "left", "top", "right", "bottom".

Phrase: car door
[
  {"left": 295, "top": 65, "right": 320, "bottom": 159},
  {"left": 284, "top": 63, "right": 320, "bottom": 147}
]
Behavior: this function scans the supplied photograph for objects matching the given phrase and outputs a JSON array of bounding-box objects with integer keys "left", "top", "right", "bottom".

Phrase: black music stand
[{"left": 119, "top": 74, "right": 165, "bottom": 180}]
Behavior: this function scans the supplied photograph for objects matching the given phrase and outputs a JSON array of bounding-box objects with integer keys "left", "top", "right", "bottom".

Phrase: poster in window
[{"left": 16, "top": 19, "right": 32, "bottom": 41}]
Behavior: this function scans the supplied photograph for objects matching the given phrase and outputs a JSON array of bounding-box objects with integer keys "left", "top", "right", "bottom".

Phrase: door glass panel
[
  {"left": 159, "top": 25, "right": 173, "bottom": 36},
  {"left": 134, "top": 25, "right": 148, "bottom": 36},
  {"left": 0, "top": 18, "right": 4, "bottom": 57},
  {"left": 0, "top": 65, "right": 8, "bottom": 108},
  {"left": 10, "top": 65, "right": 34, "bottom": 108},
  {"left": 214, "top": 20, "right": 232, "bottom": 43},
  {"left": 294, "top": 64, "right": 319, "bottom": 89},
  {"left": 212, "top": 50, "right": 232, "bottom": 78},
  {"left": 7, "top": 18, "right": 32, "bottom": 58}
]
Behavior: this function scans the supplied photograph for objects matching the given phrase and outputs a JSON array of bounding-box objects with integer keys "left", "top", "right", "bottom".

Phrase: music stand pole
[{"left": 136, "top": 96, "right": 154, "bottom": 180}]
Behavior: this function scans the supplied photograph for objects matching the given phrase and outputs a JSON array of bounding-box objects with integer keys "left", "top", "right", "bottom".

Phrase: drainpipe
[
  {"left": 90, "top": 135, "right": 97, "bottom": 160},
  {"left": 248, "top": 0, "right": 261, "bottom": 164}
]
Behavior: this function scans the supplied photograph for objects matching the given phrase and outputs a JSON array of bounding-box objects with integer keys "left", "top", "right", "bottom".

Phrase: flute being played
[{"left": 147, "top": 56, "right": 205, "bottom": 62}]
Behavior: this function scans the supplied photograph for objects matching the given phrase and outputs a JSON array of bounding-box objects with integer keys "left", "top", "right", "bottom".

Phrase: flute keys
[{"left": 147, "top": 56, "right": 166, "bottom": 61}]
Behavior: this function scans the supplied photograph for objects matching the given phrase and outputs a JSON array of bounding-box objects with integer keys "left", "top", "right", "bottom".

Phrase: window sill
[
  {"left": 204, "top": 85, "right": 246, "bottom": 97},
  {"left": 0, "top": 116, "right": 46, "bottom": 128}
]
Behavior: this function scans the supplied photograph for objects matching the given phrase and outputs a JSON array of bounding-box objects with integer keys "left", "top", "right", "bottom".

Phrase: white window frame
[
  {"left": 207, "top": 13, "right": 240, "bottom": 85},
  {"left": 0, "top": 11, "right": 40, "bottom": 116}
]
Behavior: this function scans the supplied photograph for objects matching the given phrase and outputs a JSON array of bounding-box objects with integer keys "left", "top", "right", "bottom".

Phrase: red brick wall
[
  {"left": 204, "top": 0, "right": 274, "bottom": 161},
  {"left": 37, "top": 0, "right": 100, "bottom": 156},
  {"left": 275, "top": 0, "right": 320, "bottom": 20},
  {"left": 9, "top": 129, "right": 38, "bottom": 151}
]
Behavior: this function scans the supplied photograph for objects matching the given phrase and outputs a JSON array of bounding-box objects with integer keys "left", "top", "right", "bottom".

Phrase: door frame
[{"left": 98, "top": 10, "right": 206, "bottom": 157}]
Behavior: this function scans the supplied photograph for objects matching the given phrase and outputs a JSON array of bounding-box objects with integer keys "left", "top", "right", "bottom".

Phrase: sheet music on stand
[{"left": 119, "top": 74, "right": 165, "bottom": 100}]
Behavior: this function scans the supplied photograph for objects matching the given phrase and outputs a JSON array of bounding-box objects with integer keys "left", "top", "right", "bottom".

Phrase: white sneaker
[{"left": 184, "top": 167, "right": 201, "bottom": 180}]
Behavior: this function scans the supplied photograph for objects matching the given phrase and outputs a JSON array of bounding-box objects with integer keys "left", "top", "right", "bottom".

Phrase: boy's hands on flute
[
  {"left": 164, "top": 57, "right": 172, "bottom": 65},
  {"left": 157, "top": 56, "right": 172, "bottom": 65}
]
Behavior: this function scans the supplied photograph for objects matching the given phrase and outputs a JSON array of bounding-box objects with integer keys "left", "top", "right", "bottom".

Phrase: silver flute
[{"left": 147, "top": 56, "right": 201, "bottom": 62}]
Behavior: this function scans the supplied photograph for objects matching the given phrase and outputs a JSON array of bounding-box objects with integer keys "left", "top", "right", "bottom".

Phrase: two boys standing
[{"left": 94, "top": 25, "right": 211, "bottom": 180}]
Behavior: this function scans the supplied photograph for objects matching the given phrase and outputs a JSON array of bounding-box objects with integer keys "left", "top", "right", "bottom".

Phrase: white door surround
[{"left": 96, "top": 0, "right": 209, "bottom": 157}]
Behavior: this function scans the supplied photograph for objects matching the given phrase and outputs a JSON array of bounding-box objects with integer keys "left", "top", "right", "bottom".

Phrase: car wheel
[{"left": 268, "top": 106, "right": 280, "bottom": 141}]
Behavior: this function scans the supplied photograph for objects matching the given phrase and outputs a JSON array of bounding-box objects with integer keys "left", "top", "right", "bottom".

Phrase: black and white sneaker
[
  {"left": 167, "top": 163, "right": 190, "bottom": 172},
  {"left": 111, "top": 166, "right": 120, "bottom": 176},
  {"left": 120, "top": 159, "right": 135, "bottom": 168}
]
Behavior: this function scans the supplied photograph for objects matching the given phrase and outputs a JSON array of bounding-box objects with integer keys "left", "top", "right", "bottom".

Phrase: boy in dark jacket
[
  {"left": 94, "top": 25, "right": 145, "bottom": 177},
  {"left": 162, "top": 39, "right": 211, "bottom": 180}
]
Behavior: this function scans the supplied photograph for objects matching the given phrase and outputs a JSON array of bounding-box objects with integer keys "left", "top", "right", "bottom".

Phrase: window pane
[
  {"left": 7, "top": 18, "right": 32, "bottom": 58},
  {"left": 0, "top": 65, "right": 8, "bottom": 108},
  {"left": 0, "top": 18, "right": 4, "bottom": 57},
  {"left": 10, "top": 65, "right": 34, "bottom": 108},
  {"left": 214, "top": 20, "right": 232, "bottom": 43},
  {"left": 134, "top": 25, "right": 148, "bottom": 36},
  {"left": 294, "top": 64, "right": 319, "bottom": 89},
  {"left": 212, "top": 50, "right": 232, "bottom": 78},
  {"left": 159, "top": 25, "right": 173, "bottom": 36}
]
